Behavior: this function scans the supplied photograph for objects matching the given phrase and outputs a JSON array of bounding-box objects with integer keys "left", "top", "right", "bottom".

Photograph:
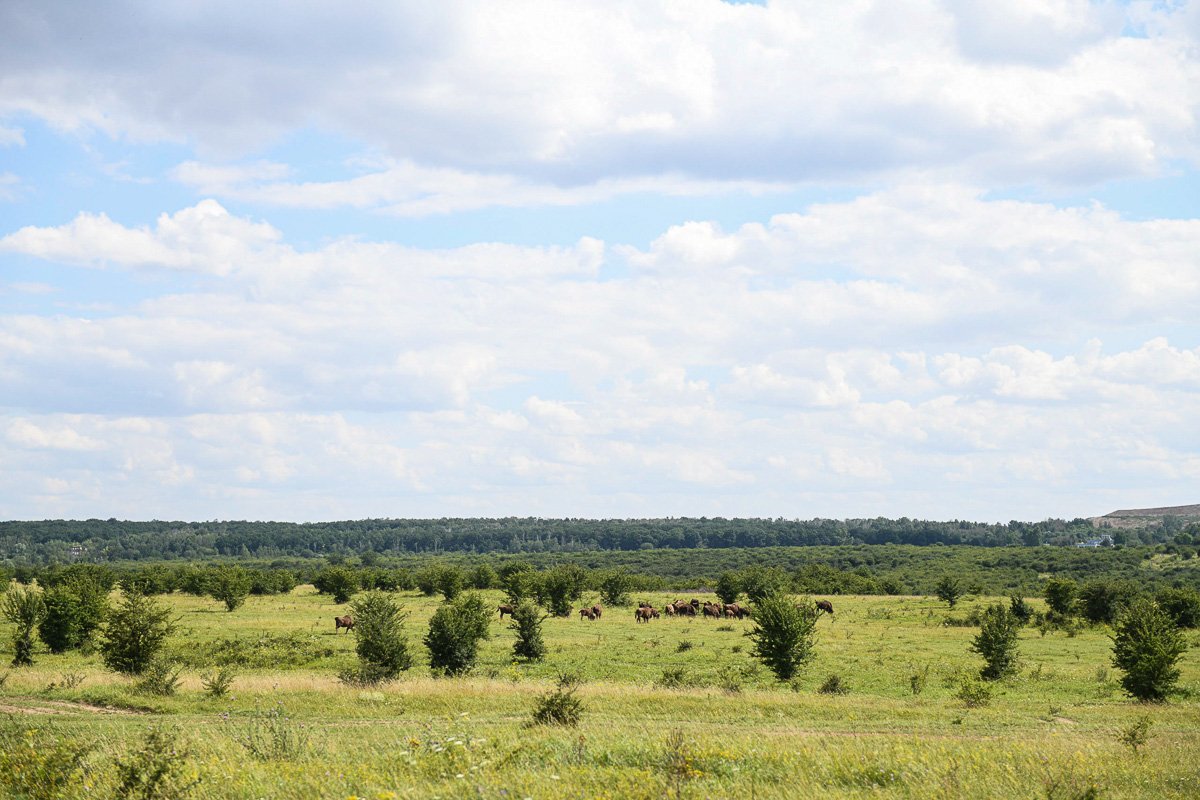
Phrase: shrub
[
  {"left": 3, "top": 581, "right": 46, "bottom": 666},
  {"left": 956, "top": 677, "right": 993, "bottom": 708},
  {"left": 0, "top": 717, "right": 94, "bottom": 800},
  {"left": 714, "top": 571, "right": 742, "bottom": 605},
  {"left": 1155, "top": 587, "right": 1200, "bottom": 628},
  {"left": 531, "top": 675, "right": 583, "bottom": 726},
  {"left": 935, "top": 576, "right": 962, "bottom": 608},
  {"left": 740, "top": 566, "right": 789, "bottom": 604},
  {"left": 497, "top": 561, "right": 536, "bottom": 602},
  {"left": 39, "top": 575, "right": 109, "bottom": 654},
  {"left": 535, "top": 564, "right": 588, "bottom": 616},
  {"left": 100, "top": 592, "right": 176, "bottom": 675},
  {"left": 201, "top": 666, "right": 236, "bottom": 698},
  {"left": 1079, "top": 580, "right": 1141, "bottom": 625},
  {"left": 1111, "top": 598, "right": 1187, "bottom": 701},
  {"left": 468, "top": 563, "right": 497, "bottom": 590},
  {"left": 313, "top": 566, "right": 359, "bottom": 604},
  {"left": 435, "top": 564, "right": 465, "bottom": 602},
  {"left": 970, "top": 603, "right": 1022, "bottom": 680},
  {"left": 657, "top": 668, "right": 690, "bottom": 689},
  {"left": 114, "top": 725, "right": 199, "bottom": 800},
  {"left": 229, "top": 702, "right": 310, "bottom": 761},
  {"left": 509, "top": 601, "right": 547, "bottom": 662},
  {"left": 1008, "top": 594, "right": 1032, "bottom": 625},
  {"left": 347, "top": 591, "right": 412, "bottom": 682},
  {"left": 818, "top": 674, "right": 850, "bottom": 694},
  {"left": 909, "top": 664, "right": 929, "bottom": 696},
  {"left": 134, "top": 658, "right": 183, "bottom": 696},
  {"left": 425, "top": 592, "right": 491, "bottom": 676},
  {"left": 1044, "top": 578, "right": 1078, "bottom": 616},
  {"left": 598, "top": 569, "right": 634, "bottom": 606},
  {"left": 208, "top": 566, "right": 252, "bottom": 612},
  {"left": 1118, "top": 715, "right": 1153, "bottom": 754},
  {"left": 746, "top": 594, "right": 819, "bottom": 681}
]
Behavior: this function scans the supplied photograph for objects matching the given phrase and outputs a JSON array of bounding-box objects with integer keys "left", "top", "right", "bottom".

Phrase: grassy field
[{"left": 2, "top": 587, "right": 1199, "bottom": 799}]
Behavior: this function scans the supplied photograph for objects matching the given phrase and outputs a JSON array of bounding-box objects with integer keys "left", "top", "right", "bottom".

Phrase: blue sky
[{"left": 1, "top": 0, "right": 1198, "bottom": 523}]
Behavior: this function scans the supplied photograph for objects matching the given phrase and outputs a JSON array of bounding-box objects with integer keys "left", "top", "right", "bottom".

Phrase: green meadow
[{"left": 2, "top": 587, "right": 1199, "bottom": 799}]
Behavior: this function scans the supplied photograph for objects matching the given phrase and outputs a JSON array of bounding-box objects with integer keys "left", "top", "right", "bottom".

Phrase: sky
[{"left": 1, "top": 0, "right": 1198, "bottom": 524}]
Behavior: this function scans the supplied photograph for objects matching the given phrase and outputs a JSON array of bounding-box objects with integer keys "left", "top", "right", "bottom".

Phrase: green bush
[
  {"left": 347, "top": 591, "right": 412, "bottom": 682},
  {"left": 531, "top": 675, "right": 583, "bottom": 726},
  {"left": 970, "top": 603, "right": 1022, "bottom": 680},
  {"left": 818, "top": 673, "right": 850, "bottom": 694},
  {"left": 435, "top": 564, "right": 465, "bottom": 602},
  {"left": 535, "top": 564, "right": 588, "bottom": 616},
  {"left": 425, "top": 592, "right": 491, "bottom": 676},
  {"left": 714, "top": 571, "right": 742, "bottom": 605},
  {"left": 3, "top": 582, "right": 46, "bottom": 666},
  {"left": 747, "top": 594, "right": 819, "bottom": 681},
  {"left": 1008, "top": 594, "right": 1032, "bottom": 625},
  {"left": 468, "top": 563, "right": 497, "bottom": 590},
  {"left": 313, "top": 566, "right": 359, "bottom": 604},
  {"left": 741, "top": 566, "right": 789, "bottom": 603},
  {"left": 1155, "top": 587, "right": 1200, "bottom": 628},
  {"left": 208, "top": 566, "right": 253, "bottom": 612},
  {"left": 510, "top": 601, "right": 547, "bottom": 662},
  {"left": 498, "top": 562, "right": 536, "bottom": 602},
  {"left": 1044, "top": 578, "right": 1078, "bottom": 616},
  {"left": 1111, "top": 598, "right": 1187, "bottom": 701},
  {"left": 39, "top": 575, "right": 109, "bottom": 654},
  {"left": 99, "top": 592, "right": 176, "bottom": 675},
  {"left": 935, "top": 575, "right": 962, "bottom": 608},
  {"left": 1079, "top": 580, "right": 1141, "bottom": 625},
  {"left": 114, "top": 725, "right": 199, "bottom": 800},
  {"left": 201, "top": 666, "right": 236, "bottom": 698},
  {"left": 229, "top": 702, "right": 310, "bottom": 761},
  {"left": 956, "top": 677, "right": 993, "bottom": 708},
  {"left": 134, "top": 658, "right": 184, "bottom": 696},
  {"left": 598, "top": 569, "right": 634, "bottom": 607},
  {"left": 0, "top": 717, "right": 94, "bottom": 800}
]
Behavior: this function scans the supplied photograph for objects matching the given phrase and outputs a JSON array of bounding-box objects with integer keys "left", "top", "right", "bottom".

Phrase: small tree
[
  {"left": 209, "top": 566, "right": 253, "bottom": 612},
  {"left": 1111, "top": 599, "right": 1187, "bottom": 701},
  {"left": 498, "top": 562, "right": 536, "bottom": 603},
  {"left": 434, "top": 564, "right": 465, "bottom": 602},
  {"left": 39, "top": 573, "right": 108, "bottom": 654},
  {"left": 598, "top": 569, "right": 633, "bottom": 607},
  {"left": 468, "top": 564, "right": 497, "bottom": 590},
  {"left": 2, "top": 582, "right": 46, "bottom": 666},
  {"left": 535, "top": 564, "right": 588, "bottom": 616},
  {"left": 1008, "top": 594, "right": 1032, "bottom": 625},
  {"left": 1155, "top": 587, "right": 1200, "bottom": 629},
  {"left": 314, "top": 566, "right": 359, "bottom": 604},
  {"left": 740, "top": 566, "right": 789, "bottom": 604},
  {"left": 746, "top": 594, "right": 818, "bottom": 681},
  {"left": 348, "top": 591, "right": 412, "bottom": 682},
  {"left": 99, "top": 592, "right": 176, "bottom": 675},
  {"left": 1044, "top": 578, "right": 1078, "bottom": 617},
  {"left": 425, "top": 592, "right": 491, "bottom": 676},
  {"left": 935, "top": 576, "right": 962, "bottom": 608},
  {"left": 1079, "top": 580, "right": 1140, "bottom": 625},
  {"left": 510, "top": 601, "right": 547, "bottom": 661},
  {"left": 970, "top": 603, "right": 1021, "bottom": 680},
  {"left": 714, "top": 572, "right": 742, "bottom": 605}
]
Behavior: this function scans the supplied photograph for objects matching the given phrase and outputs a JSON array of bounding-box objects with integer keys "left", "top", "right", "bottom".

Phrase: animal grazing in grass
[
  {"left": 816, "top": 600, "right": 834, "bottom": 616},
  {"left": 591, "top": 604, "right": 603, "bottom": 619},
  {"left": 498, "top": 604, "right": 515, "bottom": 619},
  {"left": 724, "top": 603, "right": 748, "bottom": 619},
  {"left": 334, "top": 615, "right": 354, "bottom": 633},
  {"left": 580, "top": 607, "right": 596, "bottom": 620},
  {"left": 702, "top": 602, "right": 722, "bottom": 619},
  {"left": 635, "top": 606, "right": 658, "bottom": 623}
]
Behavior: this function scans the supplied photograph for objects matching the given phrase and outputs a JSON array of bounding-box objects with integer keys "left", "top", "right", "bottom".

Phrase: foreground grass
[{"left": 2, "top": 588, "right": 1198, "bottom": 798}]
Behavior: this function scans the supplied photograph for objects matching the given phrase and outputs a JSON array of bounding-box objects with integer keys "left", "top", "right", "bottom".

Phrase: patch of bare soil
[{"left": 0, "top": 698, "right": 140, "bottom": 715}]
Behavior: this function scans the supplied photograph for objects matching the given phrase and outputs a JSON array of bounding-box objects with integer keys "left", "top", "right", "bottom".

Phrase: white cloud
[
  {"left": 2, "top": 1, "right": 1196, "bottom": 193},
  {"left": 0, "top": 126, "right": 23, "bottom": 147}
]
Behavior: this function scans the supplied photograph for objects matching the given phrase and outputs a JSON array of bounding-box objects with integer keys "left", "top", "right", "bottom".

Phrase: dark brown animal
[
  {"left": 664, "top": 603, "right": 677, "bottom": 616},
  {"left": 635, "top": 606, "right": 657, "bottom": 623},
  {"left": 679, "top": 602, "right": 696, "bottom": 617},
  {"left": 498, "top": 603, "right": 515, "bottom": 619},
  {"left": 702, "top": 602, "right": 721, "bottom": 619},
  {"left": 724, "top": 603, "right": 748, "bottom": 619},
  {"left": 334, "top": 615, "right": 354, "bottom": 633},
  {"left": 816, "top": 600, "right": 834, "bottom": 616},
  {"left": 591, "top": 604, "right": 603, "bottom": 619},
  {"left": 580, "top": 607, "right": 595, "bottom": 620}
]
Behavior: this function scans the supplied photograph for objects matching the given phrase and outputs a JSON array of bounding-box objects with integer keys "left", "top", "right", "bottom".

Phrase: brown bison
[
  {"left": 702, "top": 602, "right": 722, "bottom": 619},
  {"left": 334, "top": 615, "right": 354, "bottom": 633},
  {"left": 724, "top": 603, "right": 748, "bottom": 619},
  {"left": 579, "top": 607, "right": 596, "bottom": 620},
  {"left": 591, "top": 604, "right": 603, "bottom": 619},
  {"left": 635, "top": 606, "right": 658, "bottom": 623},
  {"left": 816, "top": 600, "right": 834, "bottom": 616},
  {"left": 498, "top": 603, "right": 515, "bottom": 619}
]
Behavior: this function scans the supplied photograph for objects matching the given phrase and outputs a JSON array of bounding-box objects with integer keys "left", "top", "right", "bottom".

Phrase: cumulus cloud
[{"left": 1, "top": 0, "right": 1196, "bottom": 196}]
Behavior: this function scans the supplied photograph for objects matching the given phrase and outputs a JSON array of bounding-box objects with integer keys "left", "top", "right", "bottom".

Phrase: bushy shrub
[
  {"left": 531, "top": 675, "right": 583, "bottom": 726},
  {"left": 747, "top": 594, "right": 819, "bottom": 681},
  {"left": 1044, "top": 578, "right": 1078, "bottom": 616},
  {"left": 229, "top": 702, "right": 310, "bottom": 761},
  {"left": 468, "top": 564, "right": 497, "bottom": 590},
  {"left": 435, "top": 564, "right": 465, "bottom": 602},
  {"left": 425, "top": 592, "right": 491, "bottom": 676},
  {"left": 1079, "top": 580, "right": 1141, "bottom": 625},
  {"left": 598, "top": 569, "right": 634, "bottom": 606},
  {"left": 347, "top": 591, "right": 412, "bottom": 682},
  {"left": 714, "top": 571, "right": 742, "bottom": 605},
  {"left": 970, "top": 603, "right": 1022, "bottom": 680},
  {"left": 657, "top": 668, "right": 691, "bottom": 689},
  {"left": 0, "top": 717, "right": 94, "bottom": 800},
  {"left": 935, "top": 576, "right": 962, "bottom": 608},
  {"left": 201, "top": 666, "right": 236, "bottom": 698},
  {"left": 209, "top": 566, "right": 252, "bottom": 612},
  {"left": 956, "top": 677, "right": 993, "bottom": 708},
  {"left": 818, "top": 674, "right": 850, "bottom": 694},
  {"left": 114, "top": 725, "right": 199, "bottom": 800},
  {"left": 1008, "top": 594, "right": 1033, "bottom": 625},
  {"left": 100, "top": 592, "right": 176, "bottom": 675},
  {"left": 535, "top": 564, "right": 588, "bottom": 616},
  {"left": 1155, "top": 587, "right": 1200, "bottom": 629},
  {"left": 313, "top": 566, "right": 359, "bottom": 604},
  {"left": 498, "top": 561, "right": 536, "bottom": 603},
  {"left": 741, "top": 566, "right": 789, "bottom": 603},
  {"left": 510, "top": 601, "right": 547, "bottom": 662},
  {"left": 3, "top": 582, "right": 46, "bottom": 666},
  {"left": 1111, "top": 599, "right": 1187, "bottom": 701},
  {"left": 134, "top": 657, "right": 183, "bottom": 696}
]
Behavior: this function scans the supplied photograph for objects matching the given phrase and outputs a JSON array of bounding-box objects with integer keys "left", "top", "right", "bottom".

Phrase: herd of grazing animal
[{"left": 338, "top": 598, "right": 832, "bottom": 632}]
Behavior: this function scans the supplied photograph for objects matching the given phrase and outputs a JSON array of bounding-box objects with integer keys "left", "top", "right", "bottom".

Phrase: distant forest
[{"left": 2, "top": 515, "right": 1197, "bottom": 564}]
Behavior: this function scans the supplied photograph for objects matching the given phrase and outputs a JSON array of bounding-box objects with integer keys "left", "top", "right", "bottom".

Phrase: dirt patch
[{"left": 0, "top": 698, "right": 140, "bottom": 716}]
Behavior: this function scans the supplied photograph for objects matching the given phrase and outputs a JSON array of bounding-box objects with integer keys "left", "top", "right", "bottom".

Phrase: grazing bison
[
  {"left": 724, "top": 603, "right": 748, "bottom": 619},
  {"left": 664, "top": 603, "right": 677, "bottom": 616},
  {"left": 591, "top": 604, "right": 603, "bottom": 619},
  {"left": 579, "top": 607, "right": 595, "bottom": 620},
  {"left": 635, "top": 606, "right": 658, "bottom": 623},
  {"left": 702, "top": 602, "right": 722, "bottom": 619},
  {"left": 498, "top": 603, "right": 516, "bottom": 619},
  {"left": 334, "top": 615, "right": 354, "bottom": 633},
  {"left": 816, "top": 600, "right": 834, "bottom": 616}
]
